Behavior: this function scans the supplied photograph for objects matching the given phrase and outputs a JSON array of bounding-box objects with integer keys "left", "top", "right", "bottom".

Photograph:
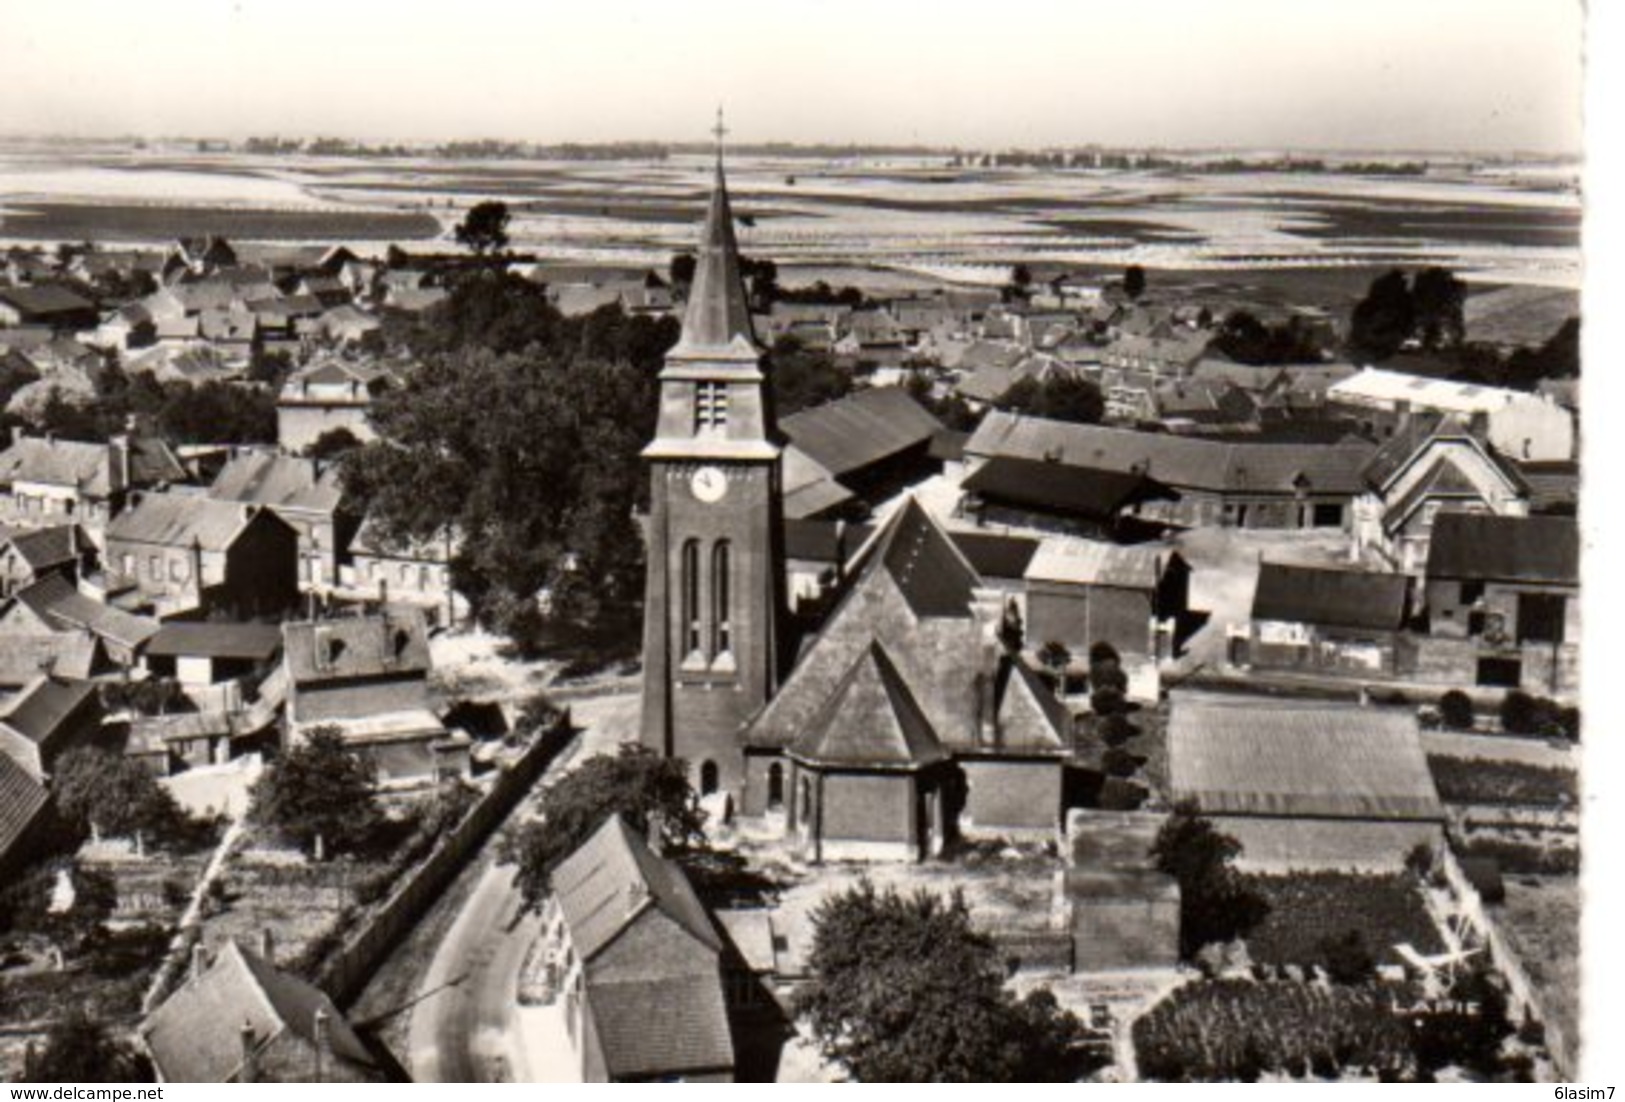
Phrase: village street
[{"left": 405, "top": 692, "right": 641, "bottom": 1083}]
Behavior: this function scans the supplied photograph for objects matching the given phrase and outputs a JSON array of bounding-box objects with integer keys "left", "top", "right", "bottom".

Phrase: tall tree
[
  {"left": 796, "top": 881, "right": 1094, "bottom": 1082},
  {"left": 1411, "top": 267, "right": 1467, "bottom": 351},
  {"left": 500, "top": 745, "right": 706, "bottom": 909},
  {"left": 19, "top": 1011, "right": 153, "bottom": 1083},
  {"left": 1150, "top": 801, "right": 1266, "bottom": 957},
  {"left": 768, "top": 335, "right": 854, "bottom": 415},
  {"left": 454, "top": 200, "right": 511, "bottom": 256},
  {"left": 997, "top": 373, "right": 1105, "bottom": 424},
  {"left": 248, "top": 726, "right": 381, "bottom": 857},
  {"left": 1123, "top": 265, "right": 1147, "bottom": 301},
  {"left": 52, "top": 747, "right": 185, "bottom": 843},
  {"left": 1348, "top": 269, "right": 1416, "bottom": 361}
]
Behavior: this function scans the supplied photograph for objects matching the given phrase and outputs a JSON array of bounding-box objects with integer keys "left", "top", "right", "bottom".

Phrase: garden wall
[{"left": 310, "top": 712, "right": 575, "bottom": 1007}]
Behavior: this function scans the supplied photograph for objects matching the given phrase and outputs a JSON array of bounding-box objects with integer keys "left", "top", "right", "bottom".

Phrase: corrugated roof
[
  {"left": 790, "top": 640, "right": 948, "bottom": 769},
  {"left": 1168, "top": 692, "right": 1443, "bottom": 822},
  {"left": 1251, "top": 562, "right": 1411, "bottom": 632},
  {"left": 1425, "top": 512, "right": 1578, "bottom": 585},
  {"left": 780, "top": 387, "right": 943, "bottom": 479},
  {"left": 965, "top": 410, "right": 1373, "bottom": 495},
  {"left": 550, "top": 814, "right": 723, "bottom": 961},
  {"left": 964, "top": 455, "right": 1175, "bottom": 519},
  {"left": 1330, "top": 367, "right": 1549, "bottom": 415}
]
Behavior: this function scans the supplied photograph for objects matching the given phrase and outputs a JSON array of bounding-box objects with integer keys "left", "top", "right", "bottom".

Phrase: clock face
[{"left": 690, "top": 465, "right": 728, "bottom": 504}]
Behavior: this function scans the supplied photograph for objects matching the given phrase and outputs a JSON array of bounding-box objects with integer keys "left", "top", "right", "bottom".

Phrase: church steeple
[{"left": 671, "top": 109, "right": 760, "bottom": 361}]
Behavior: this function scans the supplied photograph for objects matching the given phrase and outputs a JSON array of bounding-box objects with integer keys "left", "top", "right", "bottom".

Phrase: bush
[
  {"left": 1099, "top": 713, "right": 1136, "bottom": 747},
  {"left": 1090, "top": 687, "right": 1127, "bottom": 717},
  {"left": 1438, "top": 690, "right": 1475, "bottom": 730},
  {"left": 1317, "top": 929, "right": 1376, "bottom": 985},
  {"left": 1426, "top": 755, "right": 1577, "bottom": 807},
  {"left": 1102, "top": 747, "right": 1139, "bottom": 779},
  {"left": 1097, "top": 777, "right": 1147, "bottom": 811},
  {"left": 1499, "top": 691, "right": 1574, "bottom": 739}
]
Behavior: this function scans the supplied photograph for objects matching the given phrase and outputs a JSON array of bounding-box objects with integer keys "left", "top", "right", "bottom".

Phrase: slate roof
[
  {"left": 990, "top": 658, "right": 1071, "bottom": 753},
  {"left": 965, "top": 410, "right": 1373, "bottom": 496},
  {"left": 551, "top": 814, "right": 722, "bottom": 960},
  {"left": 1251, "top": 562, "right": 1411, "bottom": 632},
  {"left": 209, "top": 451, "right": 342, "bottom": 515},
  {"left": 948, "top": 531, "right": 1041, "bottom": 581},
  {"left": 779, "top": 387, "right": 944, "bottom": 479},
  {"left": 790, "top": 640, "right": 948, "bottom": 769},
  {"left": 2, "top": 524, "right": 78, "bottom": 570},
  {"left": 281, "top": 612, "right": 431, "bottom": 684},
  {"left": 108, "top": 493, "right": 262, "bottom": 551},
  {"left": 0, "top": 674, "right": 97, "bottom": 747},
  {"left": 0, "top": 753, "right": 49, "bottom": 868},
  {"left": 1360, "top": 413, "right": 1526, "bottom": 493},
  {"left": 0, "top": 436, "right": 114, "bottom": 494},
  {"left": 140, "top": 941, "right": 379, "bottom": 1083},
  {"left": 669, "top": 162, "right": 759, "bottom": 359},
  {"left": 146, "top": 622, "right": 284, "bottom": 661},
  {"left": 963, "top": 455, "right": 1175, "bottom": 519},
  {"left": 0, "top": 284, "right": 95, "bottom": 317},
  {"left": 0, "top": 632, "right": 98, "bottom": 686},
  {"left": 1168, "top": 692, "right": 1443, "bottom": 822},
  {"left": 14, "top": 574, "right": 160, "bottom": 649},
  {"left": 875, "top": 498, "right": 980, "bottom": 618},
  {"left": 1425, "top": 512, "right": 1579, "bottom": 585}
]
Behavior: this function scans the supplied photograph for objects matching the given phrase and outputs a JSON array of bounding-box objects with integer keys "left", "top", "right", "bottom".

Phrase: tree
[
  {"left": 248, "top": 726, "right": 381, "bottom": 857},
  {"left": 996, "top": 374, "right": 1105, "bottom": 424},
  {"left": 1504, "top": 316, "right": 1579, "bottom": 388},
  {"left": 454, "top": 200, "right": 511, "bottom": 256},
  {"left": 1411, "top": 267, "right": 1466, "bottom": 351},
  {"left": 1124, "top": 265, "right": 1147, "bottom": 301},
  {"left": 304, "top": 426, "right": 363, "bottom": 464},
  {"left": 52, "top": 747, "right": 185, "bottom": 843},
  {"left": 769, "top": 335, "right": 853, "bottom": 415},
  {"left": 669, "top": 252, "right": 697, "bottom": 289},
  {"left": 1151, "top": 801, "right": 1266, "bottom": 957},
  {"left": 1036, "top": 640, "right": 1072, "bottom": 698},
  {"left": 1006, "top": 263, "right": 1033, "bottom": 302},
  {"left": 1437, "top": 690, "right": 1475, "bottom": 731},
  {"left": 19, "top": 1011, "right": 153, "bottom": 1083},
  {"left": 1317, "top": 929, "right": 1376, "bottom": 984},
  {"left": 501, "top": 745, "right": 705, "bottom": 910},
  {"left": 796, "top": 881, "right": 1094, "bottom": 1082},
  {"left": 1349, "top": 269, "right": 1416, "bottom": 361}
]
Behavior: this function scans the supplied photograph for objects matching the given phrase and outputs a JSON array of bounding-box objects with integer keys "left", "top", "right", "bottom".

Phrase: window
[
  {"left": 169, "top": 558, "right": 188, "bottom": 583},
  {"left": 149, "top": 555, "right": 162, "bottom": 582},
  {"left": 700, "top": 760, "right": 719, "bottom": 796},
  {"left": 681, "top": 539, "right": 702, "bottom": 655},
  {"left": 767, "top": 762, "right": 785, "bottom": 810},
  {"left": 1460, "top": 580, "right": 1485, "bottom": 605},
  {"left": 1517, "top": 593, "right": 1567, "bottom": 645},
  {"left": 711, "top": 540, "right": 731, "bottom": 656},
  {"left": 694, "top": 381, "right": 728, "bottom": 432}
]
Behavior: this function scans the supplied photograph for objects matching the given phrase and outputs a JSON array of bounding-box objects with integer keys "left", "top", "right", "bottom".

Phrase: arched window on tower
[
  {"left": 682, "top": 539, "right": 701, "bottom": 657},
  {"left": 711, "top": 540, "right": 732, "bottom": 657}
]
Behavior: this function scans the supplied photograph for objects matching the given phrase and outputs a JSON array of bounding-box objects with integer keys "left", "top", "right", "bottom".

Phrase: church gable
[
  {"left": 1381, "top": 437, "right": 1526, "bottom": 535},
  {"left": 990, "top": 658, "right": 1072, "bottom": 755},
  {"left": 790, "top": 640, "right": 947, "bottom": 769}
]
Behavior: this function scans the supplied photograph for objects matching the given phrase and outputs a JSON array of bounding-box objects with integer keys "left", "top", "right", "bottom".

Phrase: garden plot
[
  {"left": 1239, "top": 872, "right": 1446, "bottom": 969},
  {"left": 1494, "top": 875, "right": 1578, "bottom": 1057}
]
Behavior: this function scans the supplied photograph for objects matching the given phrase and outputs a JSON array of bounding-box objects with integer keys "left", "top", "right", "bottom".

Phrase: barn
[{"left": 1168, "top": 692, "right": 1444, "bottom": 871}]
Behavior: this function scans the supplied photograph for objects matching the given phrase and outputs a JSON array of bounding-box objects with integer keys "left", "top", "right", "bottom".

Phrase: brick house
[{"left": 105, "top": 493, "right": 300, "bottom": 618}]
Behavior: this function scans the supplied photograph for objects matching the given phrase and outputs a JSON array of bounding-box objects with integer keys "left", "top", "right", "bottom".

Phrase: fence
[
  {"left": 1432, "top": 845, "right": 1573, "bottom": 1078},
  {"left": 310, "top": 710, "right": 575, "bottom": 1007}
]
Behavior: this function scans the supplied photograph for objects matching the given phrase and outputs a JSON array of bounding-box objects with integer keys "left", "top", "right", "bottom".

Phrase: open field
[
  {"left": 0, "top": 202, "right": 442, "bottom": 242},
  {"left": 1494, "top": 875, "right": 1579, "bottom": 1056}
]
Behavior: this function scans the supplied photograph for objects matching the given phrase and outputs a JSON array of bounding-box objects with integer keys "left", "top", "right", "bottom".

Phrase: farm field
[
  {"left": 1239, "top": 872, "right": 1446, "bottom": 969},
  {"left": 0, "top": 202, "right": 442, "bottom": 243},
  {"left": 1494, "top": 875, "right": 1579, "bottom": 1058}
]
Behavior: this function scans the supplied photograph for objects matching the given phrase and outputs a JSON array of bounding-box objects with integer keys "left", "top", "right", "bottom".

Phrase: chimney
[
  {"left": 191, "top": 942, "right": 209, "bottom": 982},
  {"left": 645, "top": 811, "right": 665, "bottom": 857},
  {"left": 312, "top": 1008, "right": 331, "bottom": 1083},
  {"left": 239, "top": 1020, "right": 258, "bottom": 1084},
  {"left": 109, "top": 434, "right": 132, "bottom": 494},
  {"left": 260, "top": 928, "right": 275, "bottom": 964}
]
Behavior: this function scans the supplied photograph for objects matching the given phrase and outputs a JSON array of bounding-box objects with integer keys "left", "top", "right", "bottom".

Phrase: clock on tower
[{"left": 639, "top": 124, "right": 783, "bottom": 803}]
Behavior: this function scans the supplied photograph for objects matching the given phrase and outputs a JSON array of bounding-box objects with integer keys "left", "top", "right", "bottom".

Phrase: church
[{"left": 639, "top": 149, "right": 1074, "bottom": 861}]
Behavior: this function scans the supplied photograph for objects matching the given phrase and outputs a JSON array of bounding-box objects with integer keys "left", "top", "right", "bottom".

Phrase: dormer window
[{"left": 694, "top": 382, "right": 728, "bottom": 432}]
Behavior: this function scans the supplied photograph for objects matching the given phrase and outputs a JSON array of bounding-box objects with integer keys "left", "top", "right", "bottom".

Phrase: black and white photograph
[{"left": 0, "top": 0, "right": 1613, "bottom": 1087}]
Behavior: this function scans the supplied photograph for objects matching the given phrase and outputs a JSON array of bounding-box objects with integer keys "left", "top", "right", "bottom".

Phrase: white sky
[{"left": 0, "top": 0, "right": 1584, "bottom": 153}]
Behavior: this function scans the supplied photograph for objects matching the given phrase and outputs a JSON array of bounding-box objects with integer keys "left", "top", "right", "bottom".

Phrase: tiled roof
[
  {"left": 0, "top": 753, "right": 49, "bottom": 867},
  {"left": 0, "top": 284, "right": 95, "bottom": 316},
  {"left": 790, "top": 640, "right": 947, "bottom": 770},
  {"left": 0, "top": 436, "right": 114, "bottom": 494},
  {"left": 140, "top": 941, "right": 379, "bottom": 1083},
  {"left": 1251, "top": 562, "right": 1411, "bottom": 632},
  {"left": 108, "top": 493, "right": 263, "bottom": 551},
  {"left": 1425, "top": 512, "right": 1578, "bottom": 585},
  {"left": 3, "top": 524, "right": 78, "bottom": 570},
  {"left": 281, "top": 612, "right": 432, "bottom": 685},
  {"left": 590, "top": 975, "right": 734, "bottom": 1080},
  {"left": 1168, "top": 692, "right": 1443, "bottom": 822},
  {"left": 146, "top": 621, "right": 284, "bottom": 661},
  {"left": 780, "top": 387, "right": 943, "bottom": 479},
  {"left": 15, "top": 574, "right": 160, "bottom": 649},
  {"left": 0, "top": 674, "right": 97, "bottom": 746},
  {"left": 209, "top": 451, "right": 342, "bottom": 514}
]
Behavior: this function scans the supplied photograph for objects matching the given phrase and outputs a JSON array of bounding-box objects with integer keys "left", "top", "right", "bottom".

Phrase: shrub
[
  {"left": 1097, "top": 777, "right": 1147, "bottom": 811},
  {"left": 1102, "top": 747, "right": 1139, "bottom": 779},
  {"left": 1317, "top": 929, "right": 1376, "bottom": 985},
  {"left": 1099, "top": 713, "right": 1136, "bottom": 746},
  {"left": 1438, "top": 690, "right": 1475, "bottom": 730},
  {"left": 1499, "top": 691, "right": 1572, "bottom": 738},
  {"left": 1088, "top": 641, "right": 1121, "bottom": 668},
  {"left": 1090, "top": 687, "right": 1127, "bottom": 717}
]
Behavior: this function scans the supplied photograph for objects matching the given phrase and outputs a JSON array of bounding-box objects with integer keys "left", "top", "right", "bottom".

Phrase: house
[
  {"left": 208, "top": 450, "right": 347, "bottom": 591},
  {"left": 105, "top": 492, "right": 300, "bottom": 618},
  {"left": 1328, "top": 367, "right": 1575, "bottom": 462},
  {"left": 2, "top": 573, "right": 159, "bottom": 667},
  {"left": 961, "top": 455, "right": 1178, "bottom": 540},
  {"left": 1419, "top": 512, "right": 1578, "bottom": 697},
  {"left": 0, "top": 285, "right": 98, "bottom": 331},
  {"left": 0, "top": 431, "right": 149, "bottom": 542},
  {"left": 319, "top": 305, "right": 381, "bottom": 346},
  {"left": 340, "top": 517, "right": 465, "bottom": 627},
  {"left": 143, "top": 622, "right": 283, "bottom": 687},
  {"left": 276, "top": 357, "right": 396, "bottom": 453},
  {"left": 1022, "top": 540, "right": 1189, "bottom": 672},
  {"left": 1098, "top": 329, "right": 1210, "bottom": 378},
  {"left": 740, "top": 501, "right": 1074, "bottom": 857},
  {"left": 1167, "top": 692, "right": 1445, "bottom": 871},
  {"left": 0, "top": 674, "right": 103, "bottom": 781},
  {"left": 0, "top": 631, "right": 100, "bottom": 690},
  {"left": 1246, "top": 562, "right": 1413, "bottom": 676},
  {"left": 779, "top": 386, "right": 945, "bottom": 508},
  {"left": 93, "top": 303, "right": 158, "bottom": 351},
  {"left": 964, "top": 411, "right": 1374, "bottom": 530},
  {"left": 527, "top": 814, "right": 736, "bottom": 1082},
  {"left": 1350, "top": 414, "right": 1531, "bottom": 573},
  {"left": 0, "top": 523, "right": 82, "bottom": 597},
  {"left": 140, "top": 939, "right": 384, "bottom": 1083},
  {"left": 280, "top": 612, "right": 463, "bottom": 782}
]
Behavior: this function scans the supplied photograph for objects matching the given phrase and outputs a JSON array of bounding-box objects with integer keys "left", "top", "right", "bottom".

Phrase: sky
[{"left": 0, "top": 0, "right": 1586, "bottom": 153}]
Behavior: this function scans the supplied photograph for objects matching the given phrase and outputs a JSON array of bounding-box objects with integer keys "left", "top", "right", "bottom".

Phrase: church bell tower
[{"left": 639, "top": 115, "right": 782, "bottom": 800}]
